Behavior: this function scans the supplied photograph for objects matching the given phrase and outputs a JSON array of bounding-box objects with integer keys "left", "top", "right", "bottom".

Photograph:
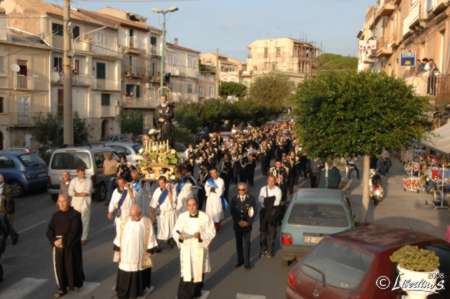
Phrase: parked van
[{"left": 47, "top": 146, "right": 118, "bottom": 201}]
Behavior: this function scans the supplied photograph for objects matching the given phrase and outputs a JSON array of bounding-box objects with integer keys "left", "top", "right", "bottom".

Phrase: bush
[{"left": 390, "top": 245, "right": 440, "bottom": 272}]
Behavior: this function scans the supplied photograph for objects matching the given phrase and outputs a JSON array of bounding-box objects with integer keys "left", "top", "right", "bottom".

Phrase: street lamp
[{"left": 152, "top": 6, "right": 179, "bottom": 97}]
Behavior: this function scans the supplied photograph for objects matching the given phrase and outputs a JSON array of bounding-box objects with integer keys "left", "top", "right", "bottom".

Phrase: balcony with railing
[
  {"left": 73, "top": 39, "right": 91, "bottom": 52},
  {"left": 375, "top": 38, "right": 393, "bottom": 57},
  {"left": 425, "top": 0, "right": 449, "bottom": 16},
  {"left": 124, "top": 35, "right": 145, "bottom": 52},
  {"left": 124, "top": 64, "right": 147, "bottom": 78},
  {"left": 8, "top": 112, "right": 46, "bottom": 127},
  {"left": 15, "top": 75, "right": 31, "bottom": 90},
  {"left": 100, "top": 105, "right": 118, "bottom": 118},
  {"left": 121, "top": 95, "right": 159, "bottom": 110},
  {"left": 404, "top": 72, "right": 450, "bottom": 106},
  {"left": 72, "top": 74, "right": 91, "bottom": 86},
  {"left": 403, "top": 1, "right": 423, "bottom": 37},
  {"left": 94, "top": 78, "right": 120, "bottom": 91},
  {"left": 377, "top": 0, "right": 396, "bottom": 17}
]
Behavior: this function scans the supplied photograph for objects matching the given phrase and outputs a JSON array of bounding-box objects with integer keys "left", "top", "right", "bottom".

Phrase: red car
[{"left": 286, "top": 225, "right": 450, "bottom": 299}]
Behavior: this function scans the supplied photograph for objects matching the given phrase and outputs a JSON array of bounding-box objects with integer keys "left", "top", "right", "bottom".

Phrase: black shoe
[
  {"left": 235, "top": 262, "right": 243, "bottom": 268},
  {"left": 53, "top": 291, "right": 67, "bottom": 298},
  {"left": 11, "top": 234, "right": 18, "bottom": 246},
  {"left": 244, "top": 265, "right": 252, "bottom": 270}
]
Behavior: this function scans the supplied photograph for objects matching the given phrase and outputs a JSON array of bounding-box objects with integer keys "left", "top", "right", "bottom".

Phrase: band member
[
  {"left": 230, "top": 183, "right": 257, "bottom": 269},
  {"left": 47, "top": 194, "right": 84, "bottom": 298},
  {"left": 204, "top": 168, "right": 225, "bottom": 231},
  {"left": 259, "top": 176, "right": 282, "bottom": 257},
  {"left": 174, "top": 198, "right": 216, "bottom": 299}
]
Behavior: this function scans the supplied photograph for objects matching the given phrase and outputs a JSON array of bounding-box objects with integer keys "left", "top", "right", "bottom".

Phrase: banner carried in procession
[{"left": 401, "top": 52, "right": 416, "bottom": 67}]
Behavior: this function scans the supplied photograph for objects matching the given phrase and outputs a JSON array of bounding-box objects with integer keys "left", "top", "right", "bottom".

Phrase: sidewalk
[{"left": 348, "top": 159, "right": 450, "bottom": 239}]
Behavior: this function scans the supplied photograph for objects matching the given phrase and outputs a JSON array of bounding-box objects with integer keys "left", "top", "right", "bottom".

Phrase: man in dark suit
[{"left": 230, "top": 183, "right": 257, "bottom": 269}]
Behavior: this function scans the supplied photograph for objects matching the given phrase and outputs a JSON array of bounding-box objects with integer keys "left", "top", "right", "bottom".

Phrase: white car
[{"left": 104, "top": 142, "right": 142, "bottom": 165}]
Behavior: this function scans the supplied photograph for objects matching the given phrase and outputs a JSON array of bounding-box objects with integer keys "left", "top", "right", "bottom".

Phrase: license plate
[
  {"left": 303, "top": 235, "right": 323, "bottom": 244},
  {"left": 38, "top": 173, "right": 48, "bottom": 178}
]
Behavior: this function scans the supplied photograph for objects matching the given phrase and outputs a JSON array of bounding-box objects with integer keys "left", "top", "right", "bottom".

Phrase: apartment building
[
  {"left": 200, "top": 52, "right": 243, "bottom": 83},
  {"left": 246, "top": 37, "right": 320, "bottom": 85},
  {"left": 2, "top": 0, "right": 122, "bottom": 141},
  {"left": 166, "top": 42, "right": 201, "bottom": 103},
  {"left": 83, "top": 7, "right": 163, "bottom": 130},
  {"left": 0, "top": 12, "right": 51, "bottom": 148},
  {"left": 358, "top": 0, "right": 450, "bottom": 104}
]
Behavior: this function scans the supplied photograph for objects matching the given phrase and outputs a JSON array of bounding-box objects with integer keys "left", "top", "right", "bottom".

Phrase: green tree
[
  {"left": 219, "top": 81, "right": 247, "bottom": 98},
  {"left": 33, "top": 112, "right": 88, "bottom": 146},
  {"left": 293, "top": 71, "right": 429, "bottom": 222},
  {"left": 317, "top": 53, "right": 358, "bottom": 73},
  {"left": 120, "top": 111, "right": 144, "bottom": 136},
  {"left": 249, "top": 73, "right": 295, "bottom": 107}
]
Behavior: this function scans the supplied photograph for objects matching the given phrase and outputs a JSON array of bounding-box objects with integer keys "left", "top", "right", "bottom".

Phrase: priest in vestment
[
  {"left": 149, "top": 176, "right": 177, "bottom": 249},
  {"left": 204, "top": 168, "right": 224, "bottom": 231},
  {"left": 173, "top": 197, "right": 216, "bottom": 299},
  {"left": 46, "top": 194, "right": 84, "bottom": 298},
  {"left": 107, "top": 177, "right": 136, "bottom": 250},
  {"left": 114, "top": 205, "right": 158, "bottom": 299}
]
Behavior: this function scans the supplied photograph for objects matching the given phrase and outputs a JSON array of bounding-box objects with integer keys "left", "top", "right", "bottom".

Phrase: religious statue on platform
[{"left": 155, "top": 95, "right": 174, "bottom": 146}]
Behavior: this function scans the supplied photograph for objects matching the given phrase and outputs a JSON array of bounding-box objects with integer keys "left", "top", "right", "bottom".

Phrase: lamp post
[{"left": 152, "top": 6, "right": 178, "bottom": 97}]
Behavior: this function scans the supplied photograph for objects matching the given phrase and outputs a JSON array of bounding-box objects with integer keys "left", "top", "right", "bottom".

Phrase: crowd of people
[{"left": 44, "top": 121, "right": 337, "bottom": 299}]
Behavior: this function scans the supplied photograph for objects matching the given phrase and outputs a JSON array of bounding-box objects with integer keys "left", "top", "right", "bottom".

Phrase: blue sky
[{"left": 57, "top": 0, "right": 374, "bottom": 60}]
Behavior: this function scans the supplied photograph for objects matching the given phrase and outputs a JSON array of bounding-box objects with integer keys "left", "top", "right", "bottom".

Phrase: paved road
[
  {"left": 0, "top": 167, "right": 292, "bottom": 299},
  {"left": 2, "top": 160, "right": 449, "bottom": 299}
]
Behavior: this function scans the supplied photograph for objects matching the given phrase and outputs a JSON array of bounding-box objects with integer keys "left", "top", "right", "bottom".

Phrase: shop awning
[{"left": 422, "top": 122, "right": 450, "bottom": 154}]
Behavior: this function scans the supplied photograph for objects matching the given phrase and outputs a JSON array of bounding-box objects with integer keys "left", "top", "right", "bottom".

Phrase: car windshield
[
  {"left": 301, "top": 240, "right": 373, "bottom": 290},
  {"left": 288, "top": 203, "right": 349, "bottom": 227},
  {"left": 19, "top": 153, "right": 45, "bottom": 166},
  {"left": 51, "top": 152, "right": 91, "bottom": 170},
  {"left": 132, "top": 144, "right": 142, "bottom": 152}
]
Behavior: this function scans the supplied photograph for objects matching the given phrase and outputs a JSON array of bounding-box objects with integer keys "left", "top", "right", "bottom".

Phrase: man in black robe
[
  {"left": 47, "top": 194, "right": 84, "bottom": 298},
  {"left": 155, "top": 95, "right": 174, "bottom": 146}
]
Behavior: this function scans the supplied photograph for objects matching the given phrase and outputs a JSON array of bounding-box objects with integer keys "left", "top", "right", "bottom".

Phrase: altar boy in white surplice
[{"left": 173, "top": 197, "right": 216, "bottom": 299}]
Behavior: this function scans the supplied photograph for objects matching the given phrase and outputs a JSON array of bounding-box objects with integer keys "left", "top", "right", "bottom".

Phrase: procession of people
[{"left": 44, "top": 119, "right": 319, "bottom": 299}]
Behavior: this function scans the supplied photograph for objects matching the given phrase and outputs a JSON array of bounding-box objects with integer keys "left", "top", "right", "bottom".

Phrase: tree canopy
[
  {"left": 33, "top": 113, "right": 89, "bottom": 146},
  {"left": 219, "top": 81, "right": 247, "bottom": 98},
  {"left": 317, "top": 53, "right": 358, "bottom": 73},
  {"left": 293, "top": 71, "right": 429, "bottom": 159},
  {"left": 175, "top": 98, "right": 282, "bottom": 133},
  {"left": 249, "top": 72, "right": 295, "bottom": 107}
]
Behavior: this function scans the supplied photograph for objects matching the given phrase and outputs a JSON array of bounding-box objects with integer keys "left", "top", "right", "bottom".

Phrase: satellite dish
[{"left": 10, "top": 64, "right": 20, "bottom": 73}]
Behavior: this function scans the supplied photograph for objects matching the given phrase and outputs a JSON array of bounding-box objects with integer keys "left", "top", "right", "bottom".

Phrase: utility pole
[
  {"left": 153, "top": 7, "right": 178, "bottom": 97},
  {"left": 215, "top": 48, "right": 220, "bottom": 98},
  {"left": 63, "top": 0, "right": 73, "bottom": 145},
  {"left": 159, "top": 13, "right": 166, "bottom": 96}
]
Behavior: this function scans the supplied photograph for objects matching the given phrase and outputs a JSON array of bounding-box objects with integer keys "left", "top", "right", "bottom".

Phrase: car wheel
[
  {"left": 11, "top": 181, "right": 24, "bottom": 197},
  {"left": 96, "top": 183, "right": 107, "bottom": 202}
]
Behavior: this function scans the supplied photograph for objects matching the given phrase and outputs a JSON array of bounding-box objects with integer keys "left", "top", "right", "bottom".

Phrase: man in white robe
[
  {"left": 68, "top": 167, "right": 92, "bottom": 244},
  {"left": 114, "top": 205, "right": 157, "bottom": 299},
  {"left": 204, "top": 168, "right": 224, "bottom": 231},
  {"left": 107, "top": 177, "right": 136, "bottom": 250},
  {"left": 149, "top": 176, "right": 177, "bottom": 250},
  {"left": 175, "top": 168, "right": 195, "bottom": 215},
  {"left": 173, "top": 198, "right": 216, "bottom": 299}
]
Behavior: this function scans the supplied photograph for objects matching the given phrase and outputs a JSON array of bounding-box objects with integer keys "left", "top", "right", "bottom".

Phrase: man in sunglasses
[{"left": 230, "top": 183, "right": 257, "bottom": 269}]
